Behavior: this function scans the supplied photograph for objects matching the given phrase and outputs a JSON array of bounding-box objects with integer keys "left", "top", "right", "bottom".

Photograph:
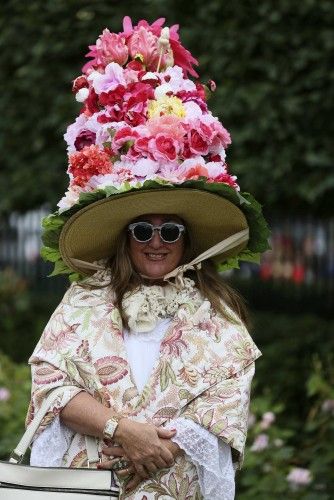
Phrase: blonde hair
[{"left": 108, "top": 226, "right": 250, "bottom": 330}]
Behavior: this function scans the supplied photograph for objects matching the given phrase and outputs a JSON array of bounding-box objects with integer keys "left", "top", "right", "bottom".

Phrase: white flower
[
  {"left": 205, "top": 162, "right": 227, "bottom": 178},
  {"left": 131, "top": 158, "right": 160, "bottom": 177},
  {"left": 57, "top": 186, "right": 81, "bottom": 212},
  {"left": 287, "top": 467, "right": 312, "bottom": 487},
  {"left": 183, "top": 101, "right": 203, "bottom": 121},
  {"left": 75, "top": 87, "right": 89, "bottom": 102},
  {"left": 154, "top": 83, "right": 173, "bottom": 99}
]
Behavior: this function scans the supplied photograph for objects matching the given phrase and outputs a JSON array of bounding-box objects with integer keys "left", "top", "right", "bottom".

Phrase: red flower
[
  {"left": 68, "top": 145, "right": 112, "bottom": 186},
  {"left": 74, "top": 130, "right": 96, "bottom": 151},
  {"left": 209, "top": 172, "right": 238, "bottom": 189},
  {"left": 176, "top": 90, "right": 207, "bottom": 112},
  {"left": 82, "top": 88, "right": 100, "bottom": 116},
  {"left": 133, "top": 136, "right": 151, "bottom": 156},
  {"left": 112, "top": 127, "right": 139, "bottom": 152},
  {"left": 149, "top": 134, "right": 179, "bottom": 162},
  {"left": 126, "top": 60, "right": 144, "bottom": 71},
  {"left": 188, "top": 129, "right": 209, "bottom": 155},
  {"left": 98, "top": 85, "right": 126, "bottom": 107},
  {"left": 72, "top": 75, "right": 88, "bottom": 94}
]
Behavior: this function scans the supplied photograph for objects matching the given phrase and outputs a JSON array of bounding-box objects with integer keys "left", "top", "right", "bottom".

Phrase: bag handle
[{"left": 10, "top": 386, "right": 100, "bottom": 466}]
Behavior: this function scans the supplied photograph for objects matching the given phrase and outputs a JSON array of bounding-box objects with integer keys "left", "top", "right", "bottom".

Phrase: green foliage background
[{"left": 1, "top": 0, "right": 333, "bottom": 215}]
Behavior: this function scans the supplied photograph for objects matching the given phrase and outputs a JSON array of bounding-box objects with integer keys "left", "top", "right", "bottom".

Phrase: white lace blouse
[{"left": 30, "top": 319, "right": 235, "bottom": 499}]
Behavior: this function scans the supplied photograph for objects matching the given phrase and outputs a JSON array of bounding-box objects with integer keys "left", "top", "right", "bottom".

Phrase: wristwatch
[{"left": 103, "top": 415, "right": 122, "bottom": 440}]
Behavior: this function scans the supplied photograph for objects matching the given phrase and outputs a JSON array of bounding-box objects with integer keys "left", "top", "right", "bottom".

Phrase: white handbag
[{"left": 0, "top": 386, "right": 120, "bottom": 499}]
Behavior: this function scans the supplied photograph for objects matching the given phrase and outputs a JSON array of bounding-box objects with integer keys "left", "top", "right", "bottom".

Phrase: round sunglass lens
[
  {"left": 133, "top": 223, "right": 153, "bottom": 242},
  {"left": 161, "top": 224, "right": 180, "bottom": 242}
]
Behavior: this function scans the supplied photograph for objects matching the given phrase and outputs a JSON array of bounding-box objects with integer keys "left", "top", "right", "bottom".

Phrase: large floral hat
[{"left": 41, "top": 16, "right": 270, "bottom": 282}]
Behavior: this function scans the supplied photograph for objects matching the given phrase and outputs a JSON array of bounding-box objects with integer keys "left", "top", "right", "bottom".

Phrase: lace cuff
[
  {"left": 167, "top": 417, "right": 235, "bottom": 500},
  {"left": 30, "top": 415, "right": 74, "bottom": 467}
]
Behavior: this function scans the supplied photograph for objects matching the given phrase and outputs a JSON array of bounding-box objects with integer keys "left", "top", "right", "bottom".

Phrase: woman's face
[{"left": 128, "top": 214, "right": 185, "bottom": 280}]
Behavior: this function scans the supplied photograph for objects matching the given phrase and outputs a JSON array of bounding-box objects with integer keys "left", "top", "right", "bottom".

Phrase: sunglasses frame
[{"left": 128, "top": 222, "right": 186, "bottom": 243}]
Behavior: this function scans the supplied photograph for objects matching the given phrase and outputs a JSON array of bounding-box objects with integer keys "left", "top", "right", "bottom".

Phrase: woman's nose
[{"left": 149, "top": 229, "right": 163, "bottom": 247}]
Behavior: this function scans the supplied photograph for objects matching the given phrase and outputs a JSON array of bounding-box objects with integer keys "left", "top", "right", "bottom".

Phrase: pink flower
[
  {"left": 287, "top": 468, "right": 312, "bottom": 487},
  {"left": 184, "top": 165, "right": 209, "bottom": 180},
  {"left": 0, "top": 388, "right": 10, "bottom": 402},
  {"left": 88, "top": 62, "right": 126, "bottom": 95},
  {"left": 83, "top": 29, "right": 128, "bottom": 72},
  {"left": 128, "top": 26, "right": 160, "bottom": 71},
  {"left": 210, "top": 121, "right": 231, "bottom": 149},
  {"left": 260, "top": 411, "right": 276, "bottom": 430},
  {"left": 149, "top": 134, "right": 180, "bottom": 162},
  {"left": 209, "top": 172, "right": 239, "bottom": 190},
  {"left": 147, "top": 115, "right": 185, "bottom": 141},
  {"left": 133, "top": 136, "right": 151, "bottom": 156},
  {"left": 250, "top": 433, "right": 269, "bottom": 452},
  {"left": 188, "top": 129, "right": 210, "bottom": 155}
]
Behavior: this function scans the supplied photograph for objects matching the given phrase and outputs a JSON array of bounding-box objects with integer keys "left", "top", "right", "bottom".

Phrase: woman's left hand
[{"left": 100, "top": 437, "right": 183, "bottom": 492}]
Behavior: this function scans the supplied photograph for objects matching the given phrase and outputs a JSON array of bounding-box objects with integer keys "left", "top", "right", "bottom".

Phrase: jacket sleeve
[
  {"left": 25, "top": 284, "right": 96, "bottom": 439},
  {"left": 180, "top": 361, "right": 256, "bottom": 469}
]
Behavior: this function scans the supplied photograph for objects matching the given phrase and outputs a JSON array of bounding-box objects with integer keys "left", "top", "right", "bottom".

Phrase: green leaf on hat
[
  {"left": 40, "top": 246, "right": 61, "bottom": 263},
  {"left": 48, "top": 259, "right": 72, "bottom": 277}
]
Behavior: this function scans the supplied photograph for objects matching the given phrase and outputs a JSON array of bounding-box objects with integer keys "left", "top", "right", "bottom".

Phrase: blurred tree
[{"left": 0, "top": 0, "right": 333, "bottom": 215}]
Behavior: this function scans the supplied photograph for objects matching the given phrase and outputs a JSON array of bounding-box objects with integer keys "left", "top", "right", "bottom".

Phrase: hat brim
[{"left": 59, "top": 187, "right": 248, "bottom": 275}]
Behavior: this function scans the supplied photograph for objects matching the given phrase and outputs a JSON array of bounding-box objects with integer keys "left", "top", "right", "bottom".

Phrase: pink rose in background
[
  {"left": 250, "top": 433, "right": 269, "bottom": 452},
  {"left": 128, "top": 26, "right": 160, "bottom": 71},
  {"left": 260, "top": 411, "right": 276, "bottom": 430},
  {"left": 149, "top": 134, "right": 180, "bottom": 162},
  {"left": 287, "top": 468, "right": 312, "bottom": 488},
  {"left": 88, "top": 62, "right": 126, "bottom": 94},
  {"left": 0, "top": 387, "right": 10, "bottom": 402}
]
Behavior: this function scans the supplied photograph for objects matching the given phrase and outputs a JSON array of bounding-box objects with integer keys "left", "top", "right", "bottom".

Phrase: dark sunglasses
[{"left": 128, "top": 222, "right": 186, "bottom": 243}]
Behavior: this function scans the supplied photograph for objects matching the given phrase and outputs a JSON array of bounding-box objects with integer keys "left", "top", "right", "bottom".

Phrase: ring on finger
[{"left": 111, "top": 459, "right": 130, "bottom": 471}]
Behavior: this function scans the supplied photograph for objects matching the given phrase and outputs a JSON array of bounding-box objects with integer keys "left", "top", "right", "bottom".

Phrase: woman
[{"left": 26, "top": 16, "right": 270, "bottom": 500}]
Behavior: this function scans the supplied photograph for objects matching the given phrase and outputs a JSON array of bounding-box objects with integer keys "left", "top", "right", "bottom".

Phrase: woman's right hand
[{"left": 103, "top": 418, "right": 176, "bottom": 478}]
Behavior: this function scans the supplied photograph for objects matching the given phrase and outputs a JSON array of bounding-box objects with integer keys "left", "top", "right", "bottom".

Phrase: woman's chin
[{"left": 140, "top": 262, "right": 176, "bottom": 280}]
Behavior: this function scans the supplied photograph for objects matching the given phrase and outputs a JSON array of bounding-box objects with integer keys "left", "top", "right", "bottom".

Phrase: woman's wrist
[{"left": 110, "top": 416, "right": 129, "bottom": 442}]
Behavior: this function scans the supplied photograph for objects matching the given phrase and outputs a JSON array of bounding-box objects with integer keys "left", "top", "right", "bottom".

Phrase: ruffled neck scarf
[{"left": 122, "top": 277, "right": 202, "bottom": 333}]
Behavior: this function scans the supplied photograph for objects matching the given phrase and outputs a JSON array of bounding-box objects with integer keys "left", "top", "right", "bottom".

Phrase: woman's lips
[{"left": 144, "top": 253, "right": 168, "bottom": 261}]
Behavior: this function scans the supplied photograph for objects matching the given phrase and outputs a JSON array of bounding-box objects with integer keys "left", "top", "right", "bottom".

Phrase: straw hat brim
[{"left": 59, "top": 187, "right": 249, "bottom": 275}]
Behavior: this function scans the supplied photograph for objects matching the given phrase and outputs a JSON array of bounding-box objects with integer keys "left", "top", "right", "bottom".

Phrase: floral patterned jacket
[{"left": 27, "top": 280, "right": 261, "bottom": 499}]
